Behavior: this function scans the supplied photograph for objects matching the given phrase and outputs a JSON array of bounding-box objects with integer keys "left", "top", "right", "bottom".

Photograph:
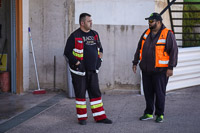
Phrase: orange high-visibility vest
[{"left": 140, "top": 28, "right": 170, "bottom": 67}]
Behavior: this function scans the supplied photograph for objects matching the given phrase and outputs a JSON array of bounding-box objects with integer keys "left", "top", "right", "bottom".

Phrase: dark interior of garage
[{"left": 0, "top": 0, "right": 12, "bottom": 93}]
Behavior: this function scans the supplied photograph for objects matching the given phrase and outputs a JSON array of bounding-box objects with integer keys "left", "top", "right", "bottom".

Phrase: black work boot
[
  {"left": 96, "top": 118, "right": 112, "bottom": 124},
  {"left": 79, "top": 120, "right": 87, "bottom": 125}
]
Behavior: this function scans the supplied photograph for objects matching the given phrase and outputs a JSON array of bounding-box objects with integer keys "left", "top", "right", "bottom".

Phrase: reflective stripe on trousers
[
  {"left": 76, "top": 98, "right": 87, "bottom": 120},
  {"left": 90, "top": 97, "right": 107, "bottom": 121}
]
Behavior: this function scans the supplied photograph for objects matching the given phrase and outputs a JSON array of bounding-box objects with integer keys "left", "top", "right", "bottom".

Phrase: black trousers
[
  {"left": 71, "top": 70, "right": 101, "bottom": 99},
  {"left": 142, "top": 72, "right": 169, "bottom": 116}
]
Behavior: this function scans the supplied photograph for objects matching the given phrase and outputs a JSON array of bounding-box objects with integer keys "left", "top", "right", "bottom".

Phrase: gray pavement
[
  {"left": 0, "top": 91, "right": 58, "bottom": 124},
  {"left": 1, "top": 86, "right": 200, "bottom": 133}
]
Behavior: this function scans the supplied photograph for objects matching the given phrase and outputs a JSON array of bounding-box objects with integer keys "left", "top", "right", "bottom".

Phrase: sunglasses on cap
[{"left": 148, "top": 20, "right": 155, "bottom": 23}]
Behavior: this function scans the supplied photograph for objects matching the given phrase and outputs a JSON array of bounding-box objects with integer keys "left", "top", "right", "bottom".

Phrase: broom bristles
[{"left": 33, "top": 89, "right": 46, "bottom": 94}]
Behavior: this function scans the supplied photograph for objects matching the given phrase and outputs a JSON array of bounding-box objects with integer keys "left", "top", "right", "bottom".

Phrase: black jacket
[
  {"left": 132, "top": 24, "right": 178, "bottom": 73},
  {"left": 64, "top": 28, "right": 103, "bottom": 74}
]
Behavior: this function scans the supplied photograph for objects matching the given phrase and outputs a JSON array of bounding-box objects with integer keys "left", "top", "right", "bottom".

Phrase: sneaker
[
  {"left": 79, "top": 120, "right": 87, "bottom": 125},
  {"left": 139, "top": 114, "right": 153, "bottom": 120},
  {"left": 155, "top": 115, "right": 164, "bottom": 123},
  {"left": 97, "top": 118, "right": 112, "bottom": 124}
]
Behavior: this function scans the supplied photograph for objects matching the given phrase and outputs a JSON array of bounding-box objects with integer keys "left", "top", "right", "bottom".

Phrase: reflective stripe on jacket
[
  {"left": 72, "top": 34, "right": 100, "bottom": 61},
  {"left": 69, "top": 29, "right": 102, "bottom": 76},
  {"left": 140, "top": 28, "right": 170, "bottom": 67},
  {"left": 73, "top": 38, "right": 84, "bottom": 60}
]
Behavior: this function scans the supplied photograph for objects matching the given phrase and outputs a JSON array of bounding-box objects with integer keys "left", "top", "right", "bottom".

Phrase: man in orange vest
[
  {"left": 132, "top": 13, "right": 178, "bottom": 123},
  {"left": 64, "top": 13, "right": 112, "bottom": 125}
]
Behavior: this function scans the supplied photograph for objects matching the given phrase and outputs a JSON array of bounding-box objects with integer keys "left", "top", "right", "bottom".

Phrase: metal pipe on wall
[{"left": 11, "top": 0, "right": 16, "bottom": 93}]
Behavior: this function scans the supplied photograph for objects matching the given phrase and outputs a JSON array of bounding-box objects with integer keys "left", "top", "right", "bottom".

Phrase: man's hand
[
  {"left": 99, "top": 52, "right": 103, "bottom": 59},
  {"left": 166, "top": 69, "right": 173, "bottom": 77},
  {"left": 75, "top": 61, "right": 81, "bottom": 66},
  {"left": 132, "top": 65, "right": 137, "bottom": 74}
]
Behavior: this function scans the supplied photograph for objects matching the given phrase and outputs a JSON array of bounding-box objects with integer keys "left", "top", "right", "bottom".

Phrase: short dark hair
[{"left": 79, "top": 13, "right": 91, "bottom": 25}]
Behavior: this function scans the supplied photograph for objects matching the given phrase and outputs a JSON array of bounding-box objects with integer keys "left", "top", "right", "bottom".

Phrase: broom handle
[{"left": 28, "top": 27, "right": 41, "bottom": 90}]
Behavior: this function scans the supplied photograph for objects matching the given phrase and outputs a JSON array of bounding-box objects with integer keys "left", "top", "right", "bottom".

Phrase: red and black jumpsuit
[{"left": 64, "top": 28, "right": 107, "bottom": 121}]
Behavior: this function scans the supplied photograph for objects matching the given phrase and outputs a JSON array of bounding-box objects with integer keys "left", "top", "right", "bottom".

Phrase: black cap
[{"left": 145, "top": 12, "right": 162, "bottom": 21}]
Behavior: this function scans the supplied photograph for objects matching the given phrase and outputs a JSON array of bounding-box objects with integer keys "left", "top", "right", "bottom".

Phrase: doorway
[{"left": 0, "top": 0, "right": 23, "bottom": 94}]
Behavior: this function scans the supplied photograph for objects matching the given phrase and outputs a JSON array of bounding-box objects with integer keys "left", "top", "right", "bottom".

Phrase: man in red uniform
[
  {"left": 64, "top": 13, "right": 112, "bottom": 125},
  {"left": 132, "top": 13, "right": 178, "bottom": 123}
]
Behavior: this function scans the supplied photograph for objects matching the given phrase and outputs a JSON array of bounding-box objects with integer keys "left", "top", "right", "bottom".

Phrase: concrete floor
[
  {"left": 0, "top": 90, "right": 59, "bottom": 124},
  {"left": 0, "top": 86, "right": 200, "bottom": 133}
]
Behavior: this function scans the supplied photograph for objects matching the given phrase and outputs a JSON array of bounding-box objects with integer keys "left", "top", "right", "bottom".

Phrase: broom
[{"left": 28, "top": 27, "right": 46, "bottom": 94}]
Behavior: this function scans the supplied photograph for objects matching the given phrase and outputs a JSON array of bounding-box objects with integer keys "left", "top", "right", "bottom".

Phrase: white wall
[
  {"left": 93, "top": 25, "right": 147, "bottom": 88},
  {"left": 26, "top": 0, "right": 154, "bottom": 91},
  {"left": 26, "top": 0, "right": 180, "bottom": 92},
  {"left": 75, "top": 0, "right": 155, "bottom": 25},
  {"left": 29, "top": 0, "right": 68, "bottom": 90},
  {"left": 74, "top": 0, "right": 154, "bottom": 89},
  {"left": 23, "top": 0, "right": 29, "bottom": 91}
]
